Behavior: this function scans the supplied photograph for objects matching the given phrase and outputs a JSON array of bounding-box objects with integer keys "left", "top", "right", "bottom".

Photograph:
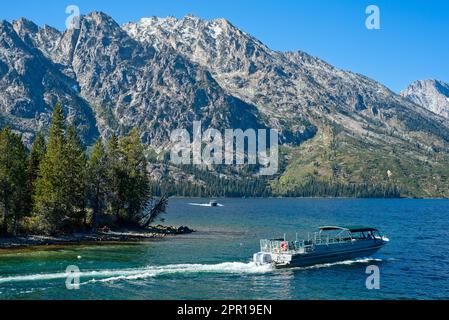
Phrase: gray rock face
[
  {"left": 123, "top": 15, "right": 449, "bottom": 148},
  {"left": 401, "top": 79, "right": 449, "bottom": 120},
  {"left": 0, "top": 19, "right": 98, "bottom": 145},
  {"left": 1, "top": 11, "right": 449, "bottom": 155},
  {"left": 68, "top": 12, "right": 265, "bottom": 146},
  {"left": 1, "top": 12, "right": 266, "bottom": 148}
]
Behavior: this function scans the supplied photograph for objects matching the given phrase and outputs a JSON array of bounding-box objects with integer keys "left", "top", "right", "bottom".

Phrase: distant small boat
[
  {"left": 188, "top": 200, "right": 222, "bottom": 207},
  {"left": 254, "top": 226, "right": 389, "bottom": 269},
  {"left": 209, "top": 200, "right": 218, "bottom": 207}
]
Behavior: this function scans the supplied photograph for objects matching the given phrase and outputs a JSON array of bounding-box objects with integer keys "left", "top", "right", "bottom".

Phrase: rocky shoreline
[{"left": 0, "top": 225, "right": 195, "bottom": 250}]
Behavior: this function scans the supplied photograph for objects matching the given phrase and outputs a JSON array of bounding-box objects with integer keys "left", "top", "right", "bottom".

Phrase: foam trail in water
[
  {"left": 84, "top": 262, "right": 273, "bottom": 284},
  {"left": 0, "top": 258, "right": 382, "bottom": 285},
  {"left": 0, "top": 262, "right": 272, "bottom": 285}
]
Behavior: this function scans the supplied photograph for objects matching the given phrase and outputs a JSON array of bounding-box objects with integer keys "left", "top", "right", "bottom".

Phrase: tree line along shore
[{"left": 0, "top": 102, "right": 171, "bottom": 239}]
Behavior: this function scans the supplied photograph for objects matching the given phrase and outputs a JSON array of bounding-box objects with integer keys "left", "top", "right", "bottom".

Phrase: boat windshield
[
  {"left": 350, "top": 230, "right": 382, "bottom": 239},
  {"left": 319, "top": 228, "right": 352, "bottom": 239}
]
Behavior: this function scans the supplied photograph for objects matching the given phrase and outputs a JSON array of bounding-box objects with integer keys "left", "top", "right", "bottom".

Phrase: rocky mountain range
[
  {"left": 401, "top": 79, "right": 449, "bottom": 120},
  {"left": 1, "top": 12, "right": 448, "bottom": 197}
]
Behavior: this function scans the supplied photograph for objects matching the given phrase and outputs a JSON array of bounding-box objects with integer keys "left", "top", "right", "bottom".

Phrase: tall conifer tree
[
  {"left": 118, "top": 129, "right": 150, "bottom": 223},
  {"left": 106, "top": 134, "right": 123, "bottom": 222},
  {"left": 27, "top": 132, "right": 46, "bottom": 210},
  {"left": 10, "top": 133, "right": 28, "bottom": 235},
  {"left": 87, "top": 139, "right": 109, "bottom": 230},
  {"left": 34, "top": 102, "right": 69, "bottom": 233},
  {"left": 0, "top": 127, "right": 28, "bottom": 235},
  {"left": 64, "top": 125, "right": 87, "bottom": 225}
]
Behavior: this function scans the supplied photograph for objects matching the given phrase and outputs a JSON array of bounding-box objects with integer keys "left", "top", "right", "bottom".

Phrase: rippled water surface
[{"left": 1, "top": 198, "right": 449, "bottom": 300}]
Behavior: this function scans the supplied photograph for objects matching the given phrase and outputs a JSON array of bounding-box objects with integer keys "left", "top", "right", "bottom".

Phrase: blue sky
[{"left": 2, "top": 0, "right": 448, "bottom": 92}]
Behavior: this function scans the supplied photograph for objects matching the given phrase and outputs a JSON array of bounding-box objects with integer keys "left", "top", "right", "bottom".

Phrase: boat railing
[{"left": 260, "top": 233, "right": 352, "bottom": 253}]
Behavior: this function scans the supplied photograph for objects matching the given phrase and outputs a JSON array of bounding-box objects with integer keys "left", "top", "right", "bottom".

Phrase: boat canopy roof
[{"left": 319, "top": 226, "right": 379, "bottom": 233}]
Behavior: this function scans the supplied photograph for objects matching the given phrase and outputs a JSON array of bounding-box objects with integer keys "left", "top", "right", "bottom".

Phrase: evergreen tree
[
  {"left": 0, "top": 115, "right": 163, "bottom": 235},
  {"left": 27, "top": 132, "right": 46, "bottom": 209},
  {"left": 87, "top": 139, "right": 109, "bottom": 230},
  {"left": 118, "top": 129, "right": 150, "bottom": 224},
  {"left": 47, "top": 102, "right": 65, "bottom": 149},
  {"left": 0, "top": 127, "right": 14, "bottom": 235},
  {"left": 64, "top": 125, "right": 87, "bottom": 225},
  {"left": 0, "top": 127, "right": 28, "bottom": 235},
  {"left": 106, "top": 134, "right": 124, "bottom": 222},
  {"left": 10, "top": 133, "right": 28, "bottom": 235},
  {"left": 34, "top": 102, "right": 70, "bottom": 234}
]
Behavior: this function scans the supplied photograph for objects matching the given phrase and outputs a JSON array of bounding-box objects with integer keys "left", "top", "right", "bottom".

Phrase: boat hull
[{"left": 277, "top": 245, "right": 384, "bottom": 269}]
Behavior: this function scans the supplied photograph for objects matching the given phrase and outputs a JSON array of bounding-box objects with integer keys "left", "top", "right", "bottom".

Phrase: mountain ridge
[
  {"left": 123, "top": 14, "right": 449, "bottom": 148},
  {"left": 1, "top": 11, "right": 449, "bottom": 197},
  {"left": 401, "top": 79, "right": 449, "bottom": 120}
]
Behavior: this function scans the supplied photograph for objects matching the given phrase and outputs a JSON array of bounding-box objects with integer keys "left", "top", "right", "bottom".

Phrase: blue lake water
[{"left": 1, "top": 198, "right": 449, "bottom": 300}]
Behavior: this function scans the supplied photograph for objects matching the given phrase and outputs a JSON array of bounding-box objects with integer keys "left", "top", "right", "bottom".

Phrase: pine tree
[
  {"left": 27, "top": 132, "right": 46, "bottom": 209},
  {"left": 87, "top": 139, "right": 109, "bottom": 230},
  {"left": 0, "top": 127, "right": 28, "bottom": 235},
  {"left": 118, "top": 129, "right": 150, "bottom": 224},
  {"left": 34, "top": 102, "right": 70, "bottom": 234},
  {"left": 106, "top": 134, "right": 124, "bottom": 222},
  {"left": 47, "top": 102, "right": 65, "bottom": 150},
  {"left": 64, "top": 125, "right": 87, "bottom": 226},
  {"left": 0, "top": 127, "right": 14, "bottom": 235},
  {"left": 10, "top": 133, "right": 28, "bottom": 236}
]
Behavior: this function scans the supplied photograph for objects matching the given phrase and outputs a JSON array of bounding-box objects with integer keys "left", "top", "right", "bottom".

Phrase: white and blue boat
[{"left": 254, "top": 226, "right": 389, "bottom": 268}]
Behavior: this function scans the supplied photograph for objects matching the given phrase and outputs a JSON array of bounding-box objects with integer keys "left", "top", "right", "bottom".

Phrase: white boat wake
[
  {"left": 0, "top": 258, "right": 382, "bottom": 285},
  {"left": 0, "top": 262, "right": 272, "bottom": 285}
]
